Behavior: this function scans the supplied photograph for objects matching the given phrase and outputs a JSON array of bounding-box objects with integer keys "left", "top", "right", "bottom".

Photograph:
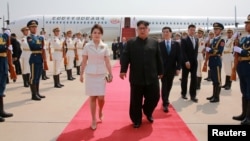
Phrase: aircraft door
[{"left": 124, "top": 17, "right": 131, "bottom": 28}]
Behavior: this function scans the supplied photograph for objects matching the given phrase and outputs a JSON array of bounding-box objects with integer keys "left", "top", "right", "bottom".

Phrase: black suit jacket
[
  {"left": 119, "top": 42, "right": 126, "bottom": 55},
  {"left": 181, "top": 36, "right": 198, "bottom": 67},
  {"left": 120, "top": 37, "right": 163, "bottom": 85},
  {"left": 159, "top": 40, "right": 181, "bottom": 75}
]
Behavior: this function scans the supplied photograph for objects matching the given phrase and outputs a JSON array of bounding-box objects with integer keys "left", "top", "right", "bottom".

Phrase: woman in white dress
[{"left": 80, "top": 24, "right": 113, "bottom": 130}]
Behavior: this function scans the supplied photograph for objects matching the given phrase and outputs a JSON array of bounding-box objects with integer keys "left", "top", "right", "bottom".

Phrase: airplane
[{"left": 8, "top": 15, "right": 246, "bottom": 42}]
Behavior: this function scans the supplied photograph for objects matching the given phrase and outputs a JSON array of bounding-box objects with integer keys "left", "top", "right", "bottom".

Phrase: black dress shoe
[
  {"left": 163, "top": 106, "right": 169, "bottom": 113},
  {"left": 191, "top": 98, "right": 198, "bottom": 103},
  {"left": 210, "top": 97, "right": 219, "bottom": 103},
  {"left": 146, "top": 116, "right": 154, "bottom": 123},
  {"left": 181, "top": 95, "right": 188, "bottom": 99},
  {"left": 206, "top": 96, "right": 214, "bottom": 100},
  {"left": 133, "top": 123, "right": 141, "bottom": 128}
]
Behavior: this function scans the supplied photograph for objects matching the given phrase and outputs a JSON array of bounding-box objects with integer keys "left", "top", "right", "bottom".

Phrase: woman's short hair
[{"left": 91, "top": 24, "right": 103, "bottom": 34}]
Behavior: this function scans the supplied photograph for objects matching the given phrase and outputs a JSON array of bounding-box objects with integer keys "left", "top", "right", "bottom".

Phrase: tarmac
[{"left": 0, "top": 58, "right": 243, "bottom": 141}]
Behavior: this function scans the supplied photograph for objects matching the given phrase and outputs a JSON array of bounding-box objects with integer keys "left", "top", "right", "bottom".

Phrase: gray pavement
[{"left": 0, "top": 59, "right": 243, "bottom": 141}]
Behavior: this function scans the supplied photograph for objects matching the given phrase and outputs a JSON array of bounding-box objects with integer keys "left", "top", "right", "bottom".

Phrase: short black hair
[
  {"left": 137, "top": 20, "right": 150, "bottom": 27},
  {"left": 188, "top": 24, "right": 196, "bottom": 29},
  {"left": 162, "top": 26, "right": 172, "bottom": 32},
  {"left": 91, "top": 24, "right": 104, "bottom": 34}
]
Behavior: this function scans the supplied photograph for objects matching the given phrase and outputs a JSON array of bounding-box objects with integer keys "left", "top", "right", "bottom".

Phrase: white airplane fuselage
[{"left": 8, "top": 15, "right": 246, "bottom": 41}]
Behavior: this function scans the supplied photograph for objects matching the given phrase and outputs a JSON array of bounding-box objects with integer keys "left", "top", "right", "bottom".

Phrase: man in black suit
[
  {"left": 119, "top": 37, "right": 127, "bottom": 60},
  {"left": 111, "top": 39, "right": 118, "bottom": 59},
  {"left": 11, "top": 33, "right": 22, "bottom": 75},
  {"left": 181, "top": 24, "right": 198, "bottom": 102},
  {"left": 120, "top": 20, "right": 163, "bottom": 128},
  {"left": 159, "top": 27, "right": 181, "bottom": 112}
]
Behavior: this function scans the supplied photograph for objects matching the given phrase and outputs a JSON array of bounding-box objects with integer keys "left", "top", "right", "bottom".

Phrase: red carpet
[{"left": 57, "top": 62, "right": 197, "bottom": 141}]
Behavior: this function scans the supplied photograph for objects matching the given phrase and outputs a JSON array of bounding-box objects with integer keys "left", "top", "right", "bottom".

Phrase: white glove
[
  {"left": 4, "top": 30, "right": 11, "bottom": 36},
  {"left": 8, "top": 45, "right": 13, "bottom": 51},
  {"left": 233, "top": 46, "right": 242, "bottom": 53},
  {"left": 205, "top": 47, "right": 211, "bottom": 52}
]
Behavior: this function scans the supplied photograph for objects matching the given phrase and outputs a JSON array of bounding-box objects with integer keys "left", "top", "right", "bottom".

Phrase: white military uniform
[
  {"left": 75, "top": 38, "right": 84, "bottom": 66},
  {"left": 222, "top": 37, "right": 234, "bottom": 76},
  {"left": 49, "top": 36, "right": 64, "bottom": 75},
  {"left": 197, "top": 38, "right": 205, "bottom": 77},
  {"left": 19, "top": 36, "right": 31, "bottom": 74},
  {"left": 65, "top": 37, "right": 76, "bottom": 70}
]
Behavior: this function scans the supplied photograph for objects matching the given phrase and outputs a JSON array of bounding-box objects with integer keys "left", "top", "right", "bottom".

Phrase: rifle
[
  {"left": 41, "top": 39, "right": 49, "bottom": 70},
  {"left": 202, "top": 37, "right": 210, "bottom": 72},
  {"left": 230, "top": 33, "right": 240, "bottom": 81},
  {"left": 6, "top": 35, "right": 17, "bottom": 81},
  {"left": 62, "top": 40, "right": 68, "bottom": 65}
]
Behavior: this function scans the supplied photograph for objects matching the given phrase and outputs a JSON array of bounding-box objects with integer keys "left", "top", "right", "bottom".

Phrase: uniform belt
[
  {"left": 224, "top": 51, "right": 232, "bottom": 54},
  {"left": 238, "top": 56, "right": 250, "bottom": 61},
  {"left": 31, "top": 51, "right": 42, "bottom": 54},
  {"left": 67, "top": 48, "right": 75, "bottom": 50},
  {"left": 54, "top": 49, "right": 62, "bottom": 51},
  {"left": 23, "top": 48, "right": 30, "bottom": 51},
  {"left": 0, "top": 52, "right": 7, "bottom": 57},
  {"left": 209, "top": 54, "right": 221, "bottom": 57}
]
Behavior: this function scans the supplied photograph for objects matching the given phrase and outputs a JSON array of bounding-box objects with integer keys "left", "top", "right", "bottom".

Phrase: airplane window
[
  {"left": 170, "top": 22, "right": 172, "bottom": 25},
  {"left": 73, "top": 21, "right": 75, "bottom": 24},
  {"left": 59, "top": 21, "right": 62, "bottom": 24},
  {"left": 159, "top": 22, "right": 161, "bottom": 24},
  {"left": 177, "top": 22, "right": 179, "bottom": 25},
  {"left": 101, "top": 21, "right": 103, "bottom": 24},
  {"left": 53, "top": 21, "right": 55, "bottom": 24},
  {"left": 87, "top": 21, "right": 89, "bottom": 24},
  {"left": 46, "top": 21, "right": 48, "bottom": 24},
  {"left": 56, "top": 21, "right": 58, "bottom": 24},
  {"left": 173, "top": 22, "right": 175, "bottom": 25},
  {"left": 156, "top": 22, "right": 158, "bottom": 24},
  {"left": 66, "top": 22, "right": 68, "bottom": 24},
  {"left": 105, "top": 21, "right": 107, "bottom": 24},
  {"left": 77, "top": 22, "right": 79, "bottom": 24},
  {"left": 49, "top": 21, "right": 51, "bottom": 24},
  {"left": 80, "top": 21, "right": 82, "bottom": 24},
  {"left": 152, "top": 22, "right": 154, "bottom": 24},
  {"left": 70, "top": 21, "right": 72, "bottom": 24},
  {"left": 98, "top": 22, "right": 100, "bottom": 24},
  {"left": 84, "top": 21, "right": 86, "bottom": 24},
  {"left": 90, "top": 21, "right": 93, "bottom": 24},
  {"left": 225, "top": 23, "right": 227, "bottom": 25},
  {"left": 63, "top": 21, "right": 65, "bottom": 24}
]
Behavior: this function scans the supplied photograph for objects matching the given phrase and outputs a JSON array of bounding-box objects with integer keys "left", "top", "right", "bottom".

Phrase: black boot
[
  {"left": 241, "top": 100, "right": 250, "bottom": 125},
  {"left": 233, "top": 97, "right": 247, "bottom": 121},
  {"left": 0, "top": 116, "right": 4, "bottom": 122},
  {"left": 206, "top": 85, "right": 216, "bottom": 100},
  {"left": 76, "top": 66, "right": 80, "bottom": 75},
  {"left": 6, "top": 76, "right": 9, "bottom": 84},
  {"left": 224, "top": 76, "right": 232, "bottom": 90},
  {"left": 26, "top": 73, "right": 30, "bottom": 87},
  {"left": 58, "top": 75, "right": 64, "bottom": 87},
  {"left": 204, "top": 70, "right": 211, "bottom": 81},
  {"left": 0, "top": 97, "right": 13, "bottom": 118},
  {"left": 30, "top": 84, "right": 41, "bottom": 101},
  {"left": 36, "top": 83, "right": 45, "bottom": 98},
  {"left": 221, "top": 76, "right": 228, "bottom": 88},
  {"left": 67, "top": 69, "right": 75, "bottom": 80},
  {"left": 22, "top": 74, "right": 29, "bottom": 87},
  {"left": 42, "top": 70, "right": 50, "bottom": 80},
  {"left": 210, "top": 85, "right": 220, "bottom": 103},
  {"left": 54, "top": 75, "right": 62, "bottom": 88},
  {"left": 196, "top": 77, "right": 201, "bottom": 90}
]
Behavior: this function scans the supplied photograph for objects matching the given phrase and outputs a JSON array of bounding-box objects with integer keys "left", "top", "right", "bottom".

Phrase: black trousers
[
  {"left": 181, "top": 64, "right": 197, "bottom": 98},
  {"left": 129, "top": 82, "right": 160, "bottom": 124},
  {"left": 13, "top": 59, "right": 22, "bottom": 74},
  {"left": 161, "top": 74, "right": 175, "bottom": 106},
  {"left": 112, "top": 51, "right": 117, "bottom": 59}
]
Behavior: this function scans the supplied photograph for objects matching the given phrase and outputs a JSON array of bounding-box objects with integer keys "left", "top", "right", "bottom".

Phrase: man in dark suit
[
  {"left": 181, "top": 24, "right": 198, "bottom": 102},
  {"left": 111, "top": 39, "right": 118, "bottom": 60},
  {"left": 119, "top": 37, "right": 127, "bottom": 60},
  {"left": 160, "top": 27, "right": 181, "bottom": 112},
  {"left": 120, "top": 20, "right": 163, "bottom": 128},
  {"left": 11, "top": 33, "right": 22, "bottom": 75}
]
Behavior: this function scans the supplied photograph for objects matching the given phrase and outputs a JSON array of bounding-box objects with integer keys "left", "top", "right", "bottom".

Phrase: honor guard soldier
[
  {"left": 232, "top": 15, "right": 250, "bottom": 125},
  {"left": 221, "top": 28, "right": 234, "bottom": 90},
  {"left": 27, "top": 20, "right": 46, "bottom": 100},
  {"left": 204, "top": 31, "right": 215, "bottom": 81},
  {"left": 20, "top": 27, "right": 31, "bottom": 87},
  {"left": 0, "top": 29, "right": 14, "bottom": 122},
  {"left": 40, "top": 29, "right": 50, "bottom": 80},
  {"left": 196, "top": 28, "right": 205, "bottom": 89},
  {"left": 74, "top": 32, "right": 85, "bottom": 75},
  {"left": 64, "top": 30, "right": 76, "bottom": 80},
  {"left": 205, "top": 22, "right": 225, "bottom": 103},
  {"left": 48, "top": 27, "right": 64, "bottom": 88}
]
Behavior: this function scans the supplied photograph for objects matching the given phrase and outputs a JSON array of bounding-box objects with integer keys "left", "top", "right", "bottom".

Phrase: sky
[{"left": 0, "top": 0, "right": 249, "bottom": 27}]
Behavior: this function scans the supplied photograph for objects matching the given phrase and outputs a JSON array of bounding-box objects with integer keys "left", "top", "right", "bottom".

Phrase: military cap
[
  {"left": 197, "top": 28, "right": 204, "bottom": 33},
  {"left": 226, "top": 28, "right": 234, "bottom": 33},
  {"left": 209, "top": 31, "right": 214, "bottom": 35},
  {"left": 21, "top": 27, "right": 29, "bottom": 32},
  {"left": 27, "top": 20, "right": 38, "bottom": 27},
  {"left": 175, "top": 32, "right": 181, "bottom": 37},
  {"left": 244, "top": 14, "right": 250, "bottom": 23},
  {"left": 53, "top": 27, "right": 60, "bottom": 32},
  {"left": 66, "top": 30, "right": 72, "bottom": 34},
  {"left": 213, "top": 22, "right": 224, "bottom": 30}
]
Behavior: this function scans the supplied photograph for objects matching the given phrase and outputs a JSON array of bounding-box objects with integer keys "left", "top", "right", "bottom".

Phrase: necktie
[
  {"left": 166, "top": 41, "right": 170, "bottom": 54},
  {"left": 192, "top": 37, "right": 195, "bottom": 49}
]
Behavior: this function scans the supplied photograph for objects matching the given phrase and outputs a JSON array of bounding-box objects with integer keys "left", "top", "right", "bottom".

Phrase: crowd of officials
[{"left": 0, "top": 15, "right": 250, "bottom": 129}]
